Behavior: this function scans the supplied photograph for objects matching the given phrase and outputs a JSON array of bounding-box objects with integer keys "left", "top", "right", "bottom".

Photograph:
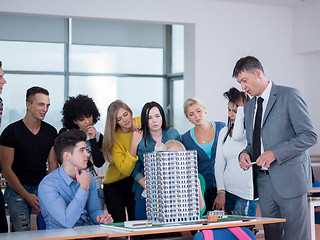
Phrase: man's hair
[
  {"left": 26, "top": 86, "right": 49, "bottom": 103},
  {"left": 54, "top": 129, "right": 86, "bottom": 163},
  {"left": 0, "top": 61, "right": 2, "bottom": 67},
  {"left": 232, "top": 56, "right": 265, "bottom": 78},
  {"left": 62, "top": 94, "right": 100, "bottom": 130}
]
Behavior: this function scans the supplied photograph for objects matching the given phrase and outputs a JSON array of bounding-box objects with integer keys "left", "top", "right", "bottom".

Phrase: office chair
[
  {"left": 37, "top": 213, "right": 46, "bottom": 230},
  {"left": 312, "top": 179, "right": 320, "bottom": 224},
  {"left": 135, "top": 198, "right": 147, "bottom": 220}
]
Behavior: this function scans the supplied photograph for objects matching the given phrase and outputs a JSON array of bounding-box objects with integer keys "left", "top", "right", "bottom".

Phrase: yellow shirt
[{"left": 103, "top": 117, "right": 141, "bottom": 184}]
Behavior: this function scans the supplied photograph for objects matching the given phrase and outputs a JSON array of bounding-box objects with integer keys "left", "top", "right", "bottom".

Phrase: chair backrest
[
  {"left": 312, "top": 180, "right": 320, "bottom": 197},
  {"left": 193, "top": 227, "right": 256, "bottom": 240},
  {"left": 135, "top": 198, "right": 147, "bottom": 220},
  {"left": 313, "top": 179, "right": 320, "bottom": 187},
  {"left": 37, "top": 213, "right": 46, "bottom": 230}
]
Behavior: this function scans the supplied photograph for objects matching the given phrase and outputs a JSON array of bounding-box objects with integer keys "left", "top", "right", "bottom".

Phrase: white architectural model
[
  {"left": 208, "top": 210, "right": 227, "bottom": 219},
  {"left": 144, "top": 150, "right": 200, "bottom": 224}
]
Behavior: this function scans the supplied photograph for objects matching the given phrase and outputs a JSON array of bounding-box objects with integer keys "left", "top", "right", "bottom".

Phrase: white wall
[
  {"left": 293, "top": 1, "right": 320, "bottom": 54},
  {"left": 293, "top": 1, "right": 320, "bottom": 154},
  {"left": 1, "top": 0, "right": 318, "bottom": 153},
  {"left": 304, "top": 52, "right": 320, "bottom": 154}
]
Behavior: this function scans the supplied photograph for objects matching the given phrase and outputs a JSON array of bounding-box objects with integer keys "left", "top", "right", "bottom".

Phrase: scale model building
[{"left": 144, "top": 150, "right": 200, "bottom": 224}]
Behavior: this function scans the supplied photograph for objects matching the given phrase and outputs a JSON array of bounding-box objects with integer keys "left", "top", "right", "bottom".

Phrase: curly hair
[{"left": 61, "top": 94, "right": 100, "bottom": 130}]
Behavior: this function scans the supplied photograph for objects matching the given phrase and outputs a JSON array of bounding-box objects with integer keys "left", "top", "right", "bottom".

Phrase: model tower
[{"left": 144, "top": 150, "right": 200, "bottom": 224}]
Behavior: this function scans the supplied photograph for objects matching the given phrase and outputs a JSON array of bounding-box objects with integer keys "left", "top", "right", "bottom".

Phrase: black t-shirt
[{"left": 0, "top": 119, "right": 57, "bottom": 185}]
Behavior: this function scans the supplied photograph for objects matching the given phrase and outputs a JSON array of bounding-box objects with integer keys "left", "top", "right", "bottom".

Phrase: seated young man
[{"left": 38, "top": 129, "right": 113, "bottom": 229}]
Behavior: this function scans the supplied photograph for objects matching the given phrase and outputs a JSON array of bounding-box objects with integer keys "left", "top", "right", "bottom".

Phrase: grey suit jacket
[{"left": 243, "top": 82, "right": 317, "bottom": 199}]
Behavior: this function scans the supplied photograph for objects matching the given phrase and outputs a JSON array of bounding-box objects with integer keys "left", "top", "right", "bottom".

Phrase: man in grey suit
[{"left": 233, "top": 56, "right": 317, "bottom": 240}]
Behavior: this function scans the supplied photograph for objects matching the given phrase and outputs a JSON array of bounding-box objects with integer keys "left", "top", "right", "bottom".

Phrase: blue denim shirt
[
  {"left": 131, "top": 128, "right": 181, "bottom": 201},
  {"left": 38, "top": 167, "right": 103, "bottom": 229}
]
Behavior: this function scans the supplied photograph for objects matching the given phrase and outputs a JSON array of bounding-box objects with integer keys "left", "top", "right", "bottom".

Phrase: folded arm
[
  {"left": 111, "top": 140, "right": 139, "bottom": 177},
  {"left": 232, "top": 107, "right": 246, "bottom": 142}
]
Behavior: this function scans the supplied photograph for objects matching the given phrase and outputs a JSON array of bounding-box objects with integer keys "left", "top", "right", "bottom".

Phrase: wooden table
[
  {"left": 0, "top": 216, "right": 285, "bottom": 240},
  {"left": 0, "top": 225, "right": 109, "bottom": 240},
  {"left": 105, "top": 216, "right": 285, "bottom": 238},
  {"left": 309, "top": 187, "right": 320, "bottom": 194}
]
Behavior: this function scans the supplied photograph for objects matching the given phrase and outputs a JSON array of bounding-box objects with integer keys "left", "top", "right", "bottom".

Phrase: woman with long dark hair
[
  {"left": 131, "top": 101, "right": 180, "bottom": 219},
  {"left": 213, "top": 88, "right": 257, "bottom": 216}
]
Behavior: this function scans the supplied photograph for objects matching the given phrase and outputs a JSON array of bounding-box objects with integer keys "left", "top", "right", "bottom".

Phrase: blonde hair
[
  {"left": 102, "top": 100, "right": 133, "bottom": 162},
  {"left": 183, "top": 97, "right": 206, "bottom": 117},
  {"left": 163, "top": 140, "right": 186, "bottom": 151}
]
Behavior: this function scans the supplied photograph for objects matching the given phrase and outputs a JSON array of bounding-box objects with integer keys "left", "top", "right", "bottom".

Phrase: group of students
[
  {"left": 96, "top": 91, "right": 259, "bottom": 225},
  {"left": 100, "top": 96, "right": 245, "bottom": 224},
  {"left": 0, "top": 81, "right": 256, "bottom": 233},
  {"left": 0, "top": 56, "right": 317, "bottom": 240}
]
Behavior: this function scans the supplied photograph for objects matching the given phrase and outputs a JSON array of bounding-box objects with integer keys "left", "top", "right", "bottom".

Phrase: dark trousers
[
  {"left": 0, "top": 190, "right": 8, "bottom": 233},
  {"left": 103, "top": 177, "right": 136, "bottom": 223},
  {"left": 257, "top": 171, "right": 308, "bottom": 240},
  {"left": 204, "top": 187, "right": 217, "bottom": 214}
]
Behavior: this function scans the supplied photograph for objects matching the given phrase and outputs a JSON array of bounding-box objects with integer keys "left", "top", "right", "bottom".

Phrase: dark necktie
[
  {"left": 252, "top": 97, "right": 263, "bottom": 199},
  {"left": 252, "top": 97, "right": 264, "bottom": 162}
]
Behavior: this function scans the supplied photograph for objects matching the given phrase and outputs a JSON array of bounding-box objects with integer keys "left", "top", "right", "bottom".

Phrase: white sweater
[
  {"left": 232, "top": 107, "right": 246, "bottom": 142},
  {"left": 214, "top": 107, "right": 254, "bottom": 200}
]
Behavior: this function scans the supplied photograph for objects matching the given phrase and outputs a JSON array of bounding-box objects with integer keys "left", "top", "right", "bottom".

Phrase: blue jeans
[
  {"left": 0, "top": 190, "right": 8, "bottom": 233},
  {"left": 225, "top": 191, "right": 258, "bottom": 217},
  {"left": 4, "top": 185, "right": 38, "bottom": 232}
]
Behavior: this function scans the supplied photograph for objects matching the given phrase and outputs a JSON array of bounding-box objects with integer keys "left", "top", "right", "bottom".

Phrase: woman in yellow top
[{"left": 102, "top": 100, "right": 143, "bottom": 222}]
